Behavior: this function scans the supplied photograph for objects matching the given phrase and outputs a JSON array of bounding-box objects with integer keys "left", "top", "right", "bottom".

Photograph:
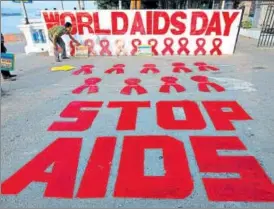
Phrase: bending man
[{"left": 48, "top": 22, "right": 80, "bottom": 62}]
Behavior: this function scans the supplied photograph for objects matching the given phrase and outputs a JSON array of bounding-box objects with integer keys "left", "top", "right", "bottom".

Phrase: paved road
[{"left": 1, "top": 36, "right": 274, "bottom": 208}]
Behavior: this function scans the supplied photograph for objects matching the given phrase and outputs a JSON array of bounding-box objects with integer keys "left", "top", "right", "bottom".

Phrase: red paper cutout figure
[
  {"left": 194, "top": 38, "right": 206, "bottom": 56},
  {"left": 72, "top": 77, "right": 102, "bottom": 94},
  {"left": 120, "top": 78, "right": 147, "bottom": 95},
  {"left": 172, "top": 62, "right": 192, "bottom": 73},
  {"left": 194, "top": 62, "right": 219, "bottom": 71},
  {"left": 70, "top": 40, "right": 77, "bottom": 56},
  {"left": 210, "top": 38, "right": 222, "bottom": 55},
  {"left": 160, "top": 76, "right": 186, "bottom": 93},
  {"left": 105, "top": 64, "right": 125, "bottom": 74},
  {"left": 191, "top": 75, "right": 225, "bottom": 92},
  {"left": 140, "top": 64, "right": 160, "bottom": 74},
  {"left": 72, "top": 65, "right": 94, "bottom": 75}
]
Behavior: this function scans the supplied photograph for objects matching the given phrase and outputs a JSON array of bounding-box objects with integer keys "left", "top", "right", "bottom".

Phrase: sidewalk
[{"left": 1, "top": 36, "right": 274, "bottom": 208}]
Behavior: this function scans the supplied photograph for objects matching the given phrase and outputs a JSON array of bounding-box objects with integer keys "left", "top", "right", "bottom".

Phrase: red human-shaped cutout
[
  {"left": 120, "top": 78, "right": 147, "bottom": 95},
  {"left": 105, "top": 64, "right": 125, "bottom": 74},
  {"left": 172, "top": 62, "right": 192, "bottom": 73},
  {"left": 194, "top": 62, "right": 219, "bottom": 71},
  {"left": 160, "top": 76, "right": 186, "bottom": 93},
  {"left": 191, "top": 75, "right": 225, "bottom": 92},
  {"left": 72, "top": 65, "right": 94, "bottom": 75},
  {"left": 72, "top": 77, "right": 102, "bottom": 94},
  {"left": 140, "top": 64, "right": 160, "bottom": 74}
]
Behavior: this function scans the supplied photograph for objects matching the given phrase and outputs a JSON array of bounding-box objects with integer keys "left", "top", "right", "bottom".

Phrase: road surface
[{"left": 1, "top": 36, "right": 274, "bottom": 208}]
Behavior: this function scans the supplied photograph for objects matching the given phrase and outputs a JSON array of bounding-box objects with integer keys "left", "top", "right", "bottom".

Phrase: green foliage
[{"left": 241, "top": 20, "right": 252, "bottom": 29}]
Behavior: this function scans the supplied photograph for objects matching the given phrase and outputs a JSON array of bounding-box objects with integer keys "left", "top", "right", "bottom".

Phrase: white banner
[{"left": 41, "top": 9, "right": 242, "bottom": 56}]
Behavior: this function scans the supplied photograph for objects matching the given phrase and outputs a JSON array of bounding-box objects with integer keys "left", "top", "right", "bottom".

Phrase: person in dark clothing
[{"left": 1, "top": 33, "right": 16, "bottom": 81}]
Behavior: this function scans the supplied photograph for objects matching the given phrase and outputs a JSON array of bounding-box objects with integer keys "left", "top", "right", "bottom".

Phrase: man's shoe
[
  {"left": 10, "top": 75, "right": 17, "bottom": 77},
  {"left": 5, "top": 77, "right": 16, "bottom": 81},
  {"left": 55, "top": 58, "right": 61, "bottom": 62},
  {"left": 62, "top": 56, "right": 70, "bottom": 60}
]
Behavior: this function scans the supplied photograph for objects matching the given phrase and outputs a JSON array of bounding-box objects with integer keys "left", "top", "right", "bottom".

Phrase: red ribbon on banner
[
  {"left": 72, "top": 65, "right": 94, "bottom": 75},
  {"left": 131, "top": 39, "right": 142, "bottom": 55},
  {"left": 148, "top": 39, "right": 159, "bottom": 55},
  {"left": 159, "top": 76, "right": 185, "bottom": 93},
  {"left": 70, "top": 40, "right": 77, "bottom": 56},
  {"left": 72, "top": 77, "right": 102, "bottom": 94},
  {"left": 120, "top": 78, "right": 147, "bottom": 95},
  {"left": 172, "top": 62, "right": 192, "bottom": 73},
  {"left": 100, "top": 39, "right": 112, "bottom": 56},
  {"left": 194, "top": 62, "right": 219, "bottom": 71},
  {"left": 210, "top": 38, "right": 222, "bottom": 55},
  {"left": 191, "top": 75, "right": 225, "bottom": 92},
  {"left": 177, "top": 38, "right": 190, "bottom": 55},
  {"left": 162, "top": 38, "right": 174, "bottom": 55},
  {"left": 194, "top": 38, "right": 206, "bottom": 56},
  {"left": 84, "top": 39, "right": 96, "bottom": 56},
  {"left": 105, "top": 64, "right": 125, "bottom": 74},
  {"left": 140, "top": 64, "right": 160, "bottom": 74}
]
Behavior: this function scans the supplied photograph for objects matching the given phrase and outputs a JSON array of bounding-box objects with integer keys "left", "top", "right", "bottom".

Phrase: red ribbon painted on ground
[
  {"left": 140, "top": 64, "right": 160, "bottom": 74},
  {"left": 72, "top": 77, "right": 102, "bottom": 94},
  {"left": 194, "top": 38, "right": 207, "bottom": 56},
  {"left": 148, "top": 39, "right": 159, "bottom": 55},
  {"left": 177, "top": 38, "right": 190, "bottom": 55},
  {"left": 162, "top": 38, "right": 174, "bottom": 55},
  {"left": 84, "top": 39, "right": 96, "bottom": 56},
  {"left": 105, "top": 64, "right": 125, "bottom": 74},
  {"left": 159, "top": 76, "right": 186, "bottom": 93},
  {"left": 131, "top": 39, "right": 142, "bottom": 55},
  {"left": 120, "top": 78, "right": 147, "bottom": 95},
  {"left": 194, "top": 62, "right": 219, "bottom": 71},
  {"left": 210, "top": 38, "right": 223, "bottom": 55},
  {"left": 191, "top": 75, "right": 225, "bottom": 92},
  {"left": 172, "top": 62, "right": 192, "bottom": 73},
  {"left": 100, "top": 40, "right": 112, "bottom": 56},
  {"left": 72, "top": 65, "right": 94, "bottom": 75}
]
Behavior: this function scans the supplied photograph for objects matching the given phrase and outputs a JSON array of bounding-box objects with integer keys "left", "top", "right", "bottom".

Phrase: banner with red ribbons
[{"left": 42, "top": 9, "right": 242, "bottom": 56}]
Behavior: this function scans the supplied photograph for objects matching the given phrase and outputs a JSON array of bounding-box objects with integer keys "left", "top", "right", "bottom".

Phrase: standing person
[
  {"left": 1, "top": 33, "right": 16, "bottom": 81},
  {"left": 48, "top": 22, "right": 81, "bottom": 62}
]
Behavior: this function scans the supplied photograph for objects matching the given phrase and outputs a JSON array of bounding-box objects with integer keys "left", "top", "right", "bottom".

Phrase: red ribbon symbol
[
  {"left": 162, "top": 38, "right": 174, "bottom": 55},
  {"left": 105, "top": 64, "right": 125, "bottom": 74},
  {"left": 100, "top": 39, "right": 112, "bottom": 56},
  {"left": 210, "top": 38, "right": 222, "bottom": 55},
  {"left": 172, "top": 62, "right": 192, "bottom": 73},
  {"left": 191, "top": 75, "right": 225, "bottom": 92},
  {"left": 70, "top": 40, "right": 77, "bottom": 56},
  {"left": 131, "top": 39, "right": 142, "bottom": 55},
  {"left": 148, "top": 39, "right": 159, "bottom": 55},
  {"left": 72, "top": 77, "right": 102, "bottom": 94},
  {"left": 72, "top": 65, "right": 94, "bottom": 75},
  {"left": 194, "top": 38, "right": 206, "bottom": 56},
  {"left": 177, "top": 38, "right": 190, "bottom": 55},
  {"left": 194, "top": 62, "right": 219, "bottom": 71},
  {"left": 84, "top": 39, "right": 96, "bottom": 56},
  {"left": 140, "top": 64, "right": 160, "bottom": 74},
  {"left": 159, "top": 76, "right": 185, "bottom": 93},
  {"left": 120, "top": 78, "right": 147, "bottom": 95}
]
